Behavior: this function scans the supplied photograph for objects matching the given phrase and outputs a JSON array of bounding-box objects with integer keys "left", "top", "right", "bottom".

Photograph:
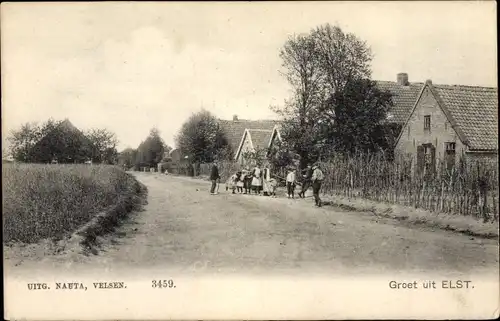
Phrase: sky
[{"left": 1, "top": 1, "right": 497, "bottom": 151}]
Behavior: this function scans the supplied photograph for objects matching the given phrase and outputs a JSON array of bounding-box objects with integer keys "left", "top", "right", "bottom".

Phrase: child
[
  {"left": 236, "top": 171, "right": 244, "bottom": 194},
  {"left": 286, "top": 167, "right": 297, "bottom": 199},
  {"left": 244, "top": 168, "right": 252, "bottom": 194},
  {"left": 268, "top": 178, "right": 278, "bottom": 197},
  {"left": 226, "top": 173, "right": 238, "bottom": 194}
]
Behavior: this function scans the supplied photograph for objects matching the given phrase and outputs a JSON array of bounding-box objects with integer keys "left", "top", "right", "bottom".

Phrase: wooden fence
[{"left": 319, "top": 153, "right": 498, "bottom": 222}]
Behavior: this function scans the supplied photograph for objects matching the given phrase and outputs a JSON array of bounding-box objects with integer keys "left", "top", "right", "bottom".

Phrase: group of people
[
  {"left": 209, "top": 160, "right": 325, "bottom": 207},
  {"left": 226, "top": 163, "right": 278, "bottom": 196},
  {"left": 285, "top": 163, "right": 324, "bottom": 207}
]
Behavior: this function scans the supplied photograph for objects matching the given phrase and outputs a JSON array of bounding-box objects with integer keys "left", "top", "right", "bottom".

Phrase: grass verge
[
  {"left": 322, "top": 194, "right": 499, "bottom": 240},
  {"left": 3, "top": 163, "right": 147, "bottom": 250}
]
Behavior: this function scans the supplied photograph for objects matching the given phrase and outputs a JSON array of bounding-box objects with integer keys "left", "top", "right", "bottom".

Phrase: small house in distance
[
  {"left": 395, "top": 80, "right": 498, "bottom": 173},
  {"left": 218, "top": 115, "right": 278, "bottom": 164}
]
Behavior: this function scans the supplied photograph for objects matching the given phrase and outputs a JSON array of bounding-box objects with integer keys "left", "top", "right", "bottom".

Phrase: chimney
[
  {"left": 425, "top": 79, "right": 432, "bottom": 85},
  {"left": 233, "top": 114, "right": 238, "bottom": 121},
  {"left": 397, "top": 73, "right": 409, "bottom": 86}
]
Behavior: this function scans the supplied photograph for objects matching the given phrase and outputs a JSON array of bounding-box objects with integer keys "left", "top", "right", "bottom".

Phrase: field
[{"left": 3, "top": 163, "right": 141, "bottom": 244}]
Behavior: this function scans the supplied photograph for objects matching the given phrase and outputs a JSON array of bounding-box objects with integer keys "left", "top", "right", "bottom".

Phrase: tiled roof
[
  {"left": 247, "top": 129, "right": 273, "bottom": 150},
  {"left": 433, "top": 85, "right": 498, "bottom": 151},
  {"left": 218, "top": 119, "right": 278, "bottom": 155},
  {"left": 375, "top": 81, "right": 424, "bottom": 124}
]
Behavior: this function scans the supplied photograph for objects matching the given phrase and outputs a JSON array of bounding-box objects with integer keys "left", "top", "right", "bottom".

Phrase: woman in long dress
[
  {"left": 251, "top": 164, "right": 263, "bottom": 195},
  {"left": 262, "top": 163, "right": 272, "bottom": 196}
]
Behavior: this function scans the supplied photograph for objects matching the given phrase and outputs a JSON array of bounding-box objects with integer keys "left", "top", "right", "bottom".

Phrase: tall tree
[
  {"left": 272, "top": 33, "right": 326, "bottom": 168},
  {"left": 312, "top": 23, "right": 373, "bottom": 94},
  {"left": 85, "top": 128, "right": 119, "bottom": 164},
  {"left": 175, "top": 109, "right": 230, "bottom": 163},
  {"left": 135, "top": 127, "right": 166, "bottom": 168},
  {"left": 273, "top": 23, "right": 393, "bottom": 162}
]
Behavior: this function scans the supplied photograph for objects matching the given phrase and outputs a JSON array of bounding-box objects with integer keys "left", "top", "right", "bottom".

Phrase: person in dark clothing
[
  {"left": 298, "top": 165, "right": 313, "bottom": 198},
  {"left": 209, "top": 161, "right": 220, "bottom": 194}
]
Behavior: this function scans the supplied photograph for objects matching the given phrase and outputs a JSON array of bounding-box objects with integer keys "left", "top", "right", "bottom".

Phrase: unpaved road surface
[{"left": 5, "top": 172, "right": 499, "bottom": 276}]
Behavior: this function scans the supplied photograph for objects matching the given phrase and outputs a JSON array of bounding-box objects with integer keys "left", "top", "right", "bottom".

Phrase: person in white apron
[
  {"left": 251, "top": 165, "right": 263, "bottom": 195},
  {"left": 262, "top": 163, "right": 272, "bottom": 196}
]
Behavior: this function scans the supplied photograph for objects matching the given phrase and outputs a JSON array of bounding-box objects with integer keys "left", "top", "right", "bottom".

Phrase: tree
[
  {"left": 272, "top": 33, "right": 326, "bottom": 168},
  {"left": 85, "top": 128, "right": 119, "bottom": 164},
  {"left": 175, "top": 109, "right": 230, "bottom": 163},
  {"left": 135, "top": 127, "right": 167, "bottom": 168},
  {"left": 273, "top": 23, "right": 393, "bottom": 163},
  {"left": 7, "top": 119, "right": 62, "bottom": 162},
  {"left": 267, "top": 139, "right": 294, "bottom": 170},
  {"left": 312, "top": 23, "right": 373, "bottom": 94},
  {"left": 321, "top": 79, "right": 394, "bottom": 155},
  {"left": 118, "top": 148, "right": 137, "bottom": 169}
]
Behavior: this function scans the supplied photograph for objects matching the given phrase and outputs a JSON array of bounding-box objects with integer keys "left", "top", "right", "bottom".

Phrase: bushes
[{"left": 3, "top": 163, "right": 139, "bottom": 243}]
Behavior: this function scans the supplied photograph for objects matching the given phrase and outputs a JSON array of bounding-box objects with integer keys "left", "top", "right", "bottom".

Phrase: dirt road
[{"left": 6, "top": 172, "right": 499, "bottom": 276}]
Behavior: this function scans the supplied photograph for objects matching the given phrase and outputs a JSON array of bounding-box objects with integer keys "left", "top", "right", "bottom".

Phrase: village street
[{"left": 5, "top": 172, "right": 499, "bottom": 278}]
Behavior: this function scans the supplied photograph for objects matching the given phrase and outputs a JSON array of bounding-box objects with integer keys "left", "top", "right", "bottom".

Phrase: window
[
  {"left": 417, "top": 144, "right": 435, "bottom": 176},
  {"left": 424, "top": 145, "right": 432, "bottom": 171},
  {"left": 424, "top": 115, "right": 431, "bottom": 132},
  {"left": 445, "top": 142, "right": 456, "bottom": 171},
  {"left": 445, "top": 142, "right": 456, "bottom": 152}
]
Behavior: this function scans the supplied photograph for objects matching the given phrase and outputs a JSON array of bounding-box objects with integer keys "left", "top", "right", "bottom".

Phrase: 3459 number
[{"left": 151, "top": 280, "right": 176, "bottom": 288}]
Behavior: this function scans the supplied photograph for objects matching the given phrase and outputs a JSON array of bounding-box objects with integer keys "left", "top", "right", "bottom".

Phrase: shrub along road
[{"left": 5, "top": 172, "right": 499, "bottom": 276}]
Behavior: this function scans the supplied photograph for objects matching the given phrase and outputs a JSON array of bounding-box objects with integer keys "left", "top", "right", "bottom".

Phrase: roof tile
[
  {"left": 219, "top": 119, "right": 278, "bottom": 154},
  {"left": 433, "top": 85, "right": 498, "bottom": 150},
  {"left": 375, "top": 81, "right": 424, "bottom": 124}
]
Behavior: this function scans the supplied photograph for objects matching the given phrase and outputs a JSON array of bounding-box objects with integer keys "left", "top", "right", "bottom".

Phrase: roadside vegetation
[{"left": 3, "top": 163, "right": 141, "bottom": 243}]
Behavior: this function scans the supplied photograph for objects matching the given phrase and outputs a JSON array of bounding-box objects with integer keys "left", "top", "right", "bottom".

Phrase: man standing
[
  {"left": 298, "top": 164, "right": 313, "bottom": 198},
  {"left": 311, "top": 163, "right": 324, "bottom": 207},
  {"left": 209, "top": 160, "right": 220, "bottom": 195}
]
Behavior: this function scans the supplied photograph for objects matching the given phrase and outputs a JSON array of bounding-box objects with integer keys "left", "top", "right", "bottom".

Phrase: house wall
[
  {"left": 465, "top": 151, "right": 498, "bottom": 165},
  {"left": 170, "top": 149, "right": 181, "bottom": 163},
  {"left": 236, "top": 132, "right": 254, "bottom": 165},
  {"left": 395, "top": 86, "right": 467, "bottom": 167}
]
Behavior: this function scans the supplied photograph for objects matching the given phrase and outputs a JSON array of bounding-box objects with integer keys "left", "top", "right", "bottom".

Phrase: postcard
[{"left": 2, "top": 1, "right": 499, "bottom": 319}]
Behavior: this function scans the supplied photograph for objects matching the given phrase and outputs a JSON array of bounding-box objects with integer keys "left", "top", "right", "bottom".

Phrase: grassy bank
[{"left": 3, "top": 163, "right": 142, "bottom": 244}]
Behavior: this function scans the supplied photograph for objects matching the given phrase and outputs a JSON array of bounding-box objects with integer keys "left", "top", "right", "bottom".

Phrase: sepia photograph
[{"left": 2, "top": 1, "right": 499, "bottom": 319}]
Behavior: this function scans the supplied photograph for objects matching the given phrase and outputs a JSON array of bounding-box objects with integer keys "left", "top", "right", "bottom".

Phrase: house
[
  {"left": 234, "top": 128, "right": 274, "bottom": 164},
  {"left": 218, "top": 115, "right": 278, "bottom": 162},
  {"left": 30, "top": 119, "right": 93, "bottom": 164},
  {"left": 395, "top": 80, "right": 498, "bottom": 173},
  {"left": 169, "top": 148, "right": 182, "bottom": 163}
]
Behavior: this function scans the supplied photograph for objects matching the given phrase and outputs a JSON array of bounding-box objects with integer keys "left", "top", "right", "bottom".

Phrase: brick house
[
  {"left": 218, "top": 115, "right": 278, "bottom": 162},
  {"left": 395, "top": 80, "right": 498, "bottom": 174}
]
